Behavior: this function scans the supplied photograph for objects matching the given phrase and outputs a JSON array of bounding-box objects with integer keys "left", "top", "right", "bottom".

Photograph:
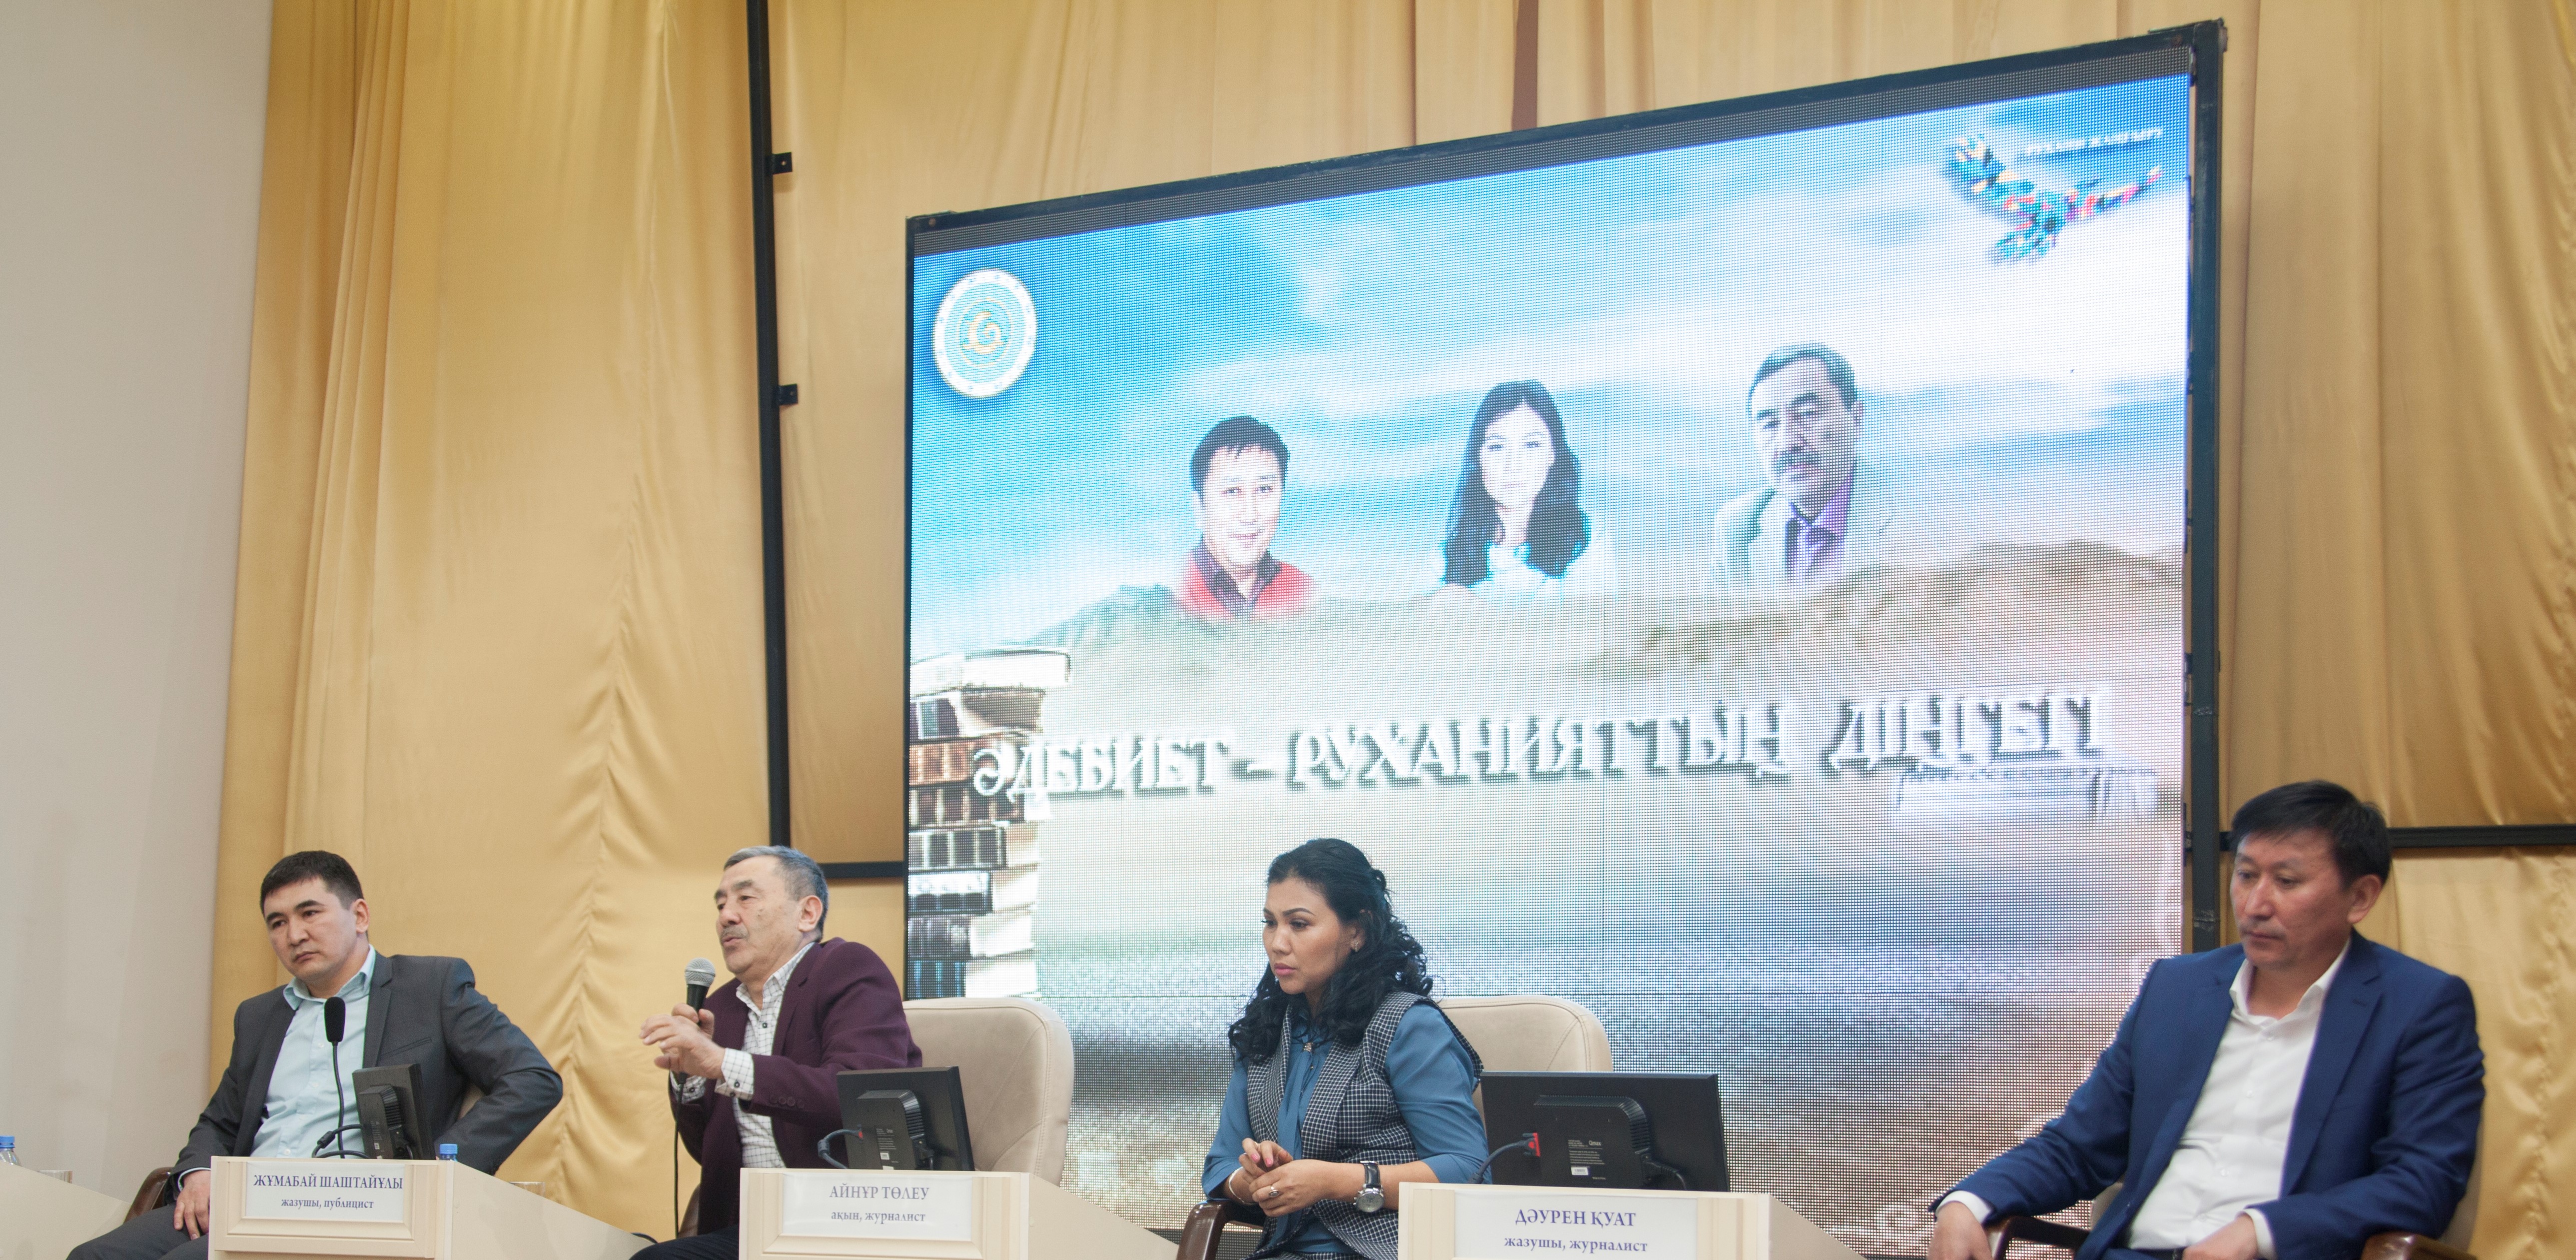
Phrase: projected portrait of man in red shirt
[{"left": 1176, "top": 415, "right": 1316, "bottom": 621}]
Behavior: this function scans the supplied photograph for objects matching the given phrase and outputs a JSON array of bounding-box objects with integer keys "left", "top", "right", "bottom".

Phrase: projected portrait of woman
[
  {"left": 1201, "top": 839, "right": 1484, "bottom": 1260},
  {"left": 1433, "top": 380, "right": 1616, "bottom": 606}
]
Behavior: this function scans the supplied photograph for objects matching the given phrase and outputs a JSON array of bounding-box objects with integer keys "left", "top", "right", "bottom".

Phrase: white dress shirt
[
  {"left": 1945, "top": 942, "right": 2349, "bottom": 1260},
  {"left": 1424, "top": 530, "right": 1621, "bottom": 607},
  {"left": 674, "top": 941, "right": 816, "bottom": 1169}
]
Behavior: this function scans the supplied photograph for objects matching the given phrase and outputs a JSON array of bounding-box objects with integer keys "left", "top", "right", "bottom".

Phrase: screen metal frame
[{"left": 895, "top": 22, "right": 2226, "bottom": 940}]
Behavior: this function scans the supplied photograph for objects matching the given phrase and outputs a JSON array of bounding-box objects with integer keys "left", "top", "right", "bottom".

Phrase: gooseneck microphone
[
  {"left": 319, "top": 996, "right": 354, "bottom": 1158},
  {"left": 684, "top": 958, "right": 716, "bottom": 1011}
]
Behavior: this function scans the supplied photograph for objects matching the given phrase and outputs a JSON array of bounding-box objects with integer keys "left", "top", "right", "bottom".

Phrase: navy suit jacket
[
  {"left": 673, "top": 938, "right": 919, "bottom": 1233},
  {"left": 1948, "top": 934, "right": 2482, "bottom": 1260}
]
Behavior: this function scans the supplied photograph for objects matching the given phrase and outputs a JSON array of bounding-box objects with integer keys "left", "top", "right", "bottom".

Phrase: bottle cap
[
  {"left": 0, "top": 1136, "right": 14, "bottom": 1148},
  {"left": 438, "top": 1144, "right": 458, "bottom": 1157}
]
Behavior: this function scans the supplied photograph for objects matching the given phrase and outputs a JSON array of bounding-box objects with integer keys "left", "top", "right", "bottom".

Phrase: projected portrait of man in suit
[{"left": 1709, "top": 342, "right": 1895, "bottom": 593}]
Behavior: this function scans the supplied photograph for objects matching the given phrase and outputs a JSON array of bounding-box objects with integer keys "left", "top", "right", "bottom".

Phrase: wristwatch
[{"left": 1354, "top": 1162, "right": 1385, "bottom": 1214}]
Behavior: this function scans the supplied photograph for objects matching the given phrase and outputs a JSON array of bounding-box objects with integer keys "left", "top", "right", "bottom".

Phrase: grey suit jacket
[
  {"left": 1708, "top": 460, "right": 1903, "bottom": 593},
  {"left": 170, "top": 953, "right": 560, "bottom": 1187}
]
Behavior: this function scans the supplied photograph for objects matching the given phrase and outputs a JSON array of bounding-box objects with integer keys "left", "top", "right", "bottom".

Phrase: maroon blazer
[{"left": 673, "top": 937, "right": 920, "bottom": 1232}]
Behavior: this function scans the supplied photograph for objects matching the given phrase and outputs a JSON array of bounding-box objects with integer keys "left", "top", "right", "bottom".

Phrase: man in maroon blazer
[{"left": 637, "top": 846, "right": 919, "bottom": 1259}]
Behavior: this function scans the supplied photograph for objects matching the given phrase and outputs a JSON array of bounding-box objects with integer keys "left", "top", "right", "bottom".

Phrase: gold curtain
[
  {"left": 1531, "top": 3, "right": 2576, "bottom": 1258},
  {"left": 220, "top": 0, "right": 770, "bottom": 1234},
  {"left": 2226, "top": 4, "right": 2576, "bottom": 1258},
  {"left": 224, "top": 0, "right": 2574, "bottom": 1251}
]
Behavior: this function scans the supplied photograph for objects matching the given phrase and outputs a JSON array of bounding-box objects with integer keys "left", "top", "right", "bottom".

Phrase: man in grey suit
[
  {"left": 69, "top": 851, "right": 560, "bottom": 1260},
  {"left": 1710, "top": 342, "right": 1898, "bottom": 593}
]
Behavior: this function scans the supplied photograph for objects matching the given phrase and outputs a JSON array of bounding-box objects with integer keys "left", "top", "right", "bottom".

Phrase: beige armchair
[
  {"left": 1439, "top": 994, "right": 1616, "bottom": 1076},
  {"left": 126, "top": 1169, "right": 171, "bottom": 1222},
  {"left": 903, "top": 996, "right": 1076, "bottom": 1184},
  {"left": 1176, "top": 994, "right": 1614, "bottom": 1260},
  {"left": 676, "top": 998, "right": 1074, "bottom": 1237}
]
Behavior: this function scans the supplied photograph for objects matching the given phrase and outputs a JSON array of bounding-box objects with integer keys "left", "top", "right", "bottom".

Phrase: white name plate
[
  {"left": 240, "top": 1161, "right": 410, "bottom": 1223},
  {"left": 1453, "top": 1189, "right": 1700, "bottom": 1259},
  {"left": 780, "top": 1172, "right": 975, "bottom": 1241}
]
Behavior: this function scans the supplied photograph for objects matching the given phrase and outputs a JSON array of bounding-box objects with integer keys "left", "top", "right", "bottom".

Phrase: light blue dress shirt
[
  {"left": 252, "top": 949, "right": 380, "bottom": 1160},
  {"left": 1201, "top": 1003, "right": 1485, "bottom": 1254}
]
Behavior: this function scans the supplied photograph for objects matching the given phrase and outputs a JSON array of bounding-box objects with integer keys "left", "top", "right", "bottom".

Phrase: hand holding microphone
[
  {"left": 684, "top": 958, "right": 716, "bottom": 1009},
  {"left": 641, "top": 959, "right": 725, "bottom": 1080},
  {"left": 681, "top": 956, "right": 717, "bottom": 1038}
]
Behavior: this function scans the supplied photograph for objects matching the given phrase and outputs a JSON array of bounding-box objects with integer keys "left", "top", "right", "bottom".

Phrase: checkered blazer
[{"left": 1245, "top": 991, "right": 1483, "bottom": 1260}]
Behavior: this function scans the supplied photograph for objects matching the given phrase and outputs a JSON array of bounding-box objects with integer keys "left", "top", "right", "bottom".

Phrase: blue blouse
[{"left": 1201, "top": 1003, "right": 1486, "bottom": 1253}]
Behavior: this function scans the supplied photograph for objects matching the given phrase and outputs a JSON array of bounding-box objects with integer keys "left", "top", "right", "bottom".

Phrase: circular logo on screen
[{"left": 933, "top": 269, "right": 1037, "bottom": 399}]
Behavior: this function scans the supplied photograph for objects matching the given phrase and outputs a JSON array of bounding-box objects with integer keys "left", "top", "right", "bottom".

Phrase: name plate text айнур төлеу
[
  {"left": 781, "top": 1173, "right": 977, "bottom": 1242},
  {"left": 1453, "top": 1189, "right": 1701, "bottom": 1259},
  {"left": 239, "top": 1162, "right": 410, "bottom": 1223}
]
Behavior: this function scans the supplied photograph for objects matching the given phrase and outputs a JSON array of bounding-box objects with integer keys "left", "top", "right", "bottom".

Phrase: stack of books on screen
[{"left": 903, "top": 648, "right": 1069, "bottom": 1000}]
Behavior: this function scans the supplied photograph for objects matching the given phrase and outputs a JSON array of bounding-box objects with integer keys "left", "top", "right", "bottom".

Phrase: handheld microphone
[{"left": 673, "top": 959, "right": 718, "bottom": 1239}]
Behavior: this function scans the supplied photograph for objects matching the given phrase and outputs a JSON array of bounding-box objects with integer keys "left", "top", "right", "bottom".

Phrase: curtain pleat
[
  {"left": 215, "top": 0, "right": 365, "bottom": 1052},
  {"left": 1416, "top": 0, "right": 1520, "bottom": 143},
  {"left": 218, "top": 0, "right": 765, "bottom": 1234}
]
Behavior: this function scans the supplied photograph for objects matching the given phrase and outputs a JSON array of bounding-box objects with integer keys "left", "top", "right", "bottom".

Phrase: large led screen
[{"left": 902, "top": 42, "right": 2202, "bottom": 1256}]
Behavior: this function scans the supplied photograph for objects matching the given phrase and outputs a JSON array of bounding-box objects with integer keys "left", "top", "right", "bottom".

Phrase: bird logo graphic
[{"left": 1945, "top": 135, "right": 2162, "bottom": 261}]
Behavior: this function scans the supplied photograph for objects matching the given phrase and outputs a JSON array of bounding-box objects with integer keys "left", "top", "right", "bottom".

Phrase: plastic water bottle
[
  {"left": 437, "top": 1144, "right": 458, "bottom": 1161},
  {"left": 0, "top": 1136, "right": 19, "bottom": 1166}
]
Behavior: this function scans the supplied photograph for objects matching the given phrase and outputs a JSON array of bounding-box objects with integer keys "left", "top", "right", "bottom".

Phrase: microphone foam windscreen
[{"left": 323, "top": 995, "right": 346, "bottom": 1044}]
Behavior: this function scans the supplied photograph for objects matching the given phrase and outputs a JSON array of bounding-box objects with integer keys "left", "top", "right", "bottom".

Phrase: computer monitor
[
  {"left": 1480, "top": 1071, "right": 1729, "bottom": 1193},
  {"left": 350, "top": 1063, "right": 428, "bottom": 1161},
  {"left": 830, "top": 1067, "right": 976, "bottom": 1172}
]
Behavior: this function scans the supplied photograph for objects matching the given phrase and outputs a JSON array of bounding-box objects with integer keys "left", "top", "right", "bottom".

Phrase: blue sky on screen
[{"left": 908, "top": 74, "right": 2193, "bottom": 657}]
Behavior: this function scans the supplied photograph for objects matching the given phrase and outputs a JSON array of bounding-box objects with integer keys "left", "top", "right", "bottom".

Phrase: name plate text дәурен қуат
[{"left": 1452, "top": 1189, "right": 1701, "bottom": 1259}]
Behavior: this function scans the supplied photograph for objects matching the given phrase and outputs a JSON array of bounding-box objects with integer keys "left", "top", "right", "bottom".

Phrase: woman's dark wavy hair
[
  {"left": 1440, "top": 380, "right": 1591, "bottom": 586},
  {"left": 1225, "top": 838, "right": 1434, "bottom": 1064}
]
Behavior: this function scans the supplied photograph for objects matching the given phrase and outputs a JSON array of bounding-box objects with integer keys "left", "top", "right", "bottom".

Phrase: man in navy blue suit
[{"left": 1930, "top": 781, "right": 2483, "bottom": 1260}]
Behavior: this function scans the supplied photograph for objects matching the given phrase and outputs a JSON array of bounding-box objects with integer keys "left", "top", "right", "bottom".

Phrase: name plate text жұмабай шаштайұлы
[
  {"left": 1453, "top": 1189, "right": 1702, "bottom": 1259},
  {"left": 781, "top": 1173, "right": 976, "bottom": 1242},
  {"left": 240, "top": 1162, "right": 409, "bottom": 1223}
]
